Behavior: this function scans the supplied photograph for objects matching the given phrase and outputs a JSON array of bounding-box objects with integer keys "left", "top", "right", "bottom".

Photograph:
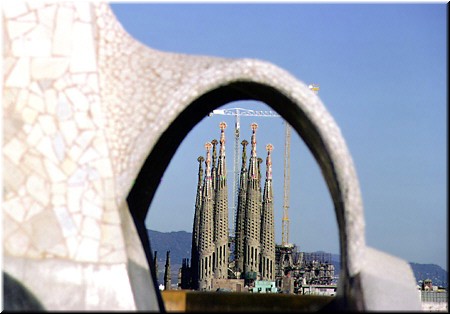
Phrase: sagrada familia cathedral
[{"left": 187, "top": 121, "right": 275, "bottom": 291}]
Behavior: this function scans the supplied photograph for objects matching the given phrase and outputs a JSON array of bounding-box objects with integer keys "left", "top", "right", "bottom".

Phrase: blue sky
[{"left": 110, "top": 2, "right": 447, "bottom": 270}]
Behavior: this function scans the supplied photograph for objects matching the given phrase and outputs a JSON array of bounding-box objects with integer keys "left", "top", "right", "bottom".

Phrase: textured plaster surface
[
  {"left": 359, "top": 247, "right": 422, "bottom": 311},
  {"left": 2, "top": 1, "right": 158, "bottom": 310}
]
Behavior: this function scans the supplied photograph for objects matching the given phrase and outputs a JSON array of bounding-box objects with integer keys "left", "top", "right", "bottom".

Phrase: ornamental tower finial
[
  {"left": 250, "top": 123, "right": 258, "bottom": 157},
  {"left": 197, "top": 155, "right": 204, "bottom": 181},
  {"left": 266, "top": 144, "right": 273, "bottom": 180},
  {"left": 205, "top": 142, "right": 212, "bottom": 177},
  {"left": 241, "top": 140, "right": 248, "bottom": 166},
  {"left": 219, "top": 122, "right": 227, "bottom": 154},
  {"left": 211, "top": 139, "right": 218, "bottom": 166},
  {"left": 211, "top": 139, "right": 218, "bottom": 190},
  {"left": 217, "top": 122, "right": 227, "bottom": 179},
  {"left": 198, "top": 156, "right": 204, "bottom": 169}
]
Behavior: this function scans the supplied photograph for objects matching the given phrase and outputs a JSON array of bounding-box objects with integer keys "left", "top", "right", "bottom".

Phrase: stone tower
[
  {"left": 243, "top": 123, "right": 262, "bottom": 283},
  {"left": 257, "top": 157, "right": 263, "bottom": 209},
  {"left": 153, "top": 251, "right": 159, "bottom": 284},
  {"left": 190, "top": 156, "right": 204, "bottom": 290},
  {"left": 213, "top": 122, "right": 229, "bottom": 279},
  {"left": 198, "top": 142, "right": 215, "bottom": 290},
  {"left": 260, "top": 144, "right": 275, "bottom": 281},
  {"left": 234, "top": 140, "right": 249, "bottom": 276},
  {"left": 211, "top": 139, "right": 218, "bottom": 192},
  {"left": 164, "top": 251, "right": 171, "bottom": 290}
]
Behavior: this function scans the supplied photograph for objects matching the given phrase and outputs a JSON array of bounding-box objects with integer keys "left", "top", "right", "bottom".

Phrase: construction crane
[
  {"left": 209, "top": 84, "right": 319, "bottom": 244},
  {"left": 209, "top": 107, "right": 280, "bottom": 237},
  {"left": 281, "top": 83, "right": 320, "bottom": 247},
  {"left": 281, "top": 120, "right": 291, "bottom": 247}
]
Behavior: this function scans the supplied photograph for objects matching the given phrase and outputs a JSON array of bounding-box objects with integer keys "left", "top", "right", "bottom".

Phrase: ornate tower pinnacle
[
  {"left": 205, "top": 142, "right": 212, "bottom": 178},
  {"left": 250, "top": 122, "right": 258, "bottom": 158},
  {"left": 164, "top": 250, "right": 171, "bottom": 290},
  {"left": 261, "top": 143, "right": 275, "bottom": 281},
  {"left": 211, "top": 139, "right": 218, "bottom": 191},
  {"left": 198, "top": 156, "right": 204, "bottom": 180},
  {"left": 219, "top": 122, "right": 227, "bottom": 155},
  {"left": 218, "top": 122, "right": 227, "bottom": 178},
  {"left": 191, "top": 155, "right": 204, "bottom": 290},
  {"left": 198, "top": 142, "right": 215, "bottom": 290},
  {"left": 219, "top": 122, "right": 227, "bottom": 144},
  {"left": 257, "top": 157, "right": 263, "bottom": 183},
  {"left": 211, "top": 139, "right": 218, "bottom": 165},
  {"left": 241, "top": 140, "right": 248, "bottom": 168},
  {"left": 249, "top": 123, "right": 259, "bottom": 181},
  {"left": 234, "top": 139, "right": 249, "bottom": 275},
  {"left": 243, "top": 123, "right": 262, "bottom": 283},
  {"left": 265, "top": 144, "right": 273, "bottom": 181}
]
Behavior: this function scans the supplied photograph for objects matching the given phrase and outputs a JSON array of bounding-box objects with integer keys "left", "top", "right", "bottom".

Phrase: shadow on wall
[{"left": 3, "top": 272, "right": 46, "bottom": 311}]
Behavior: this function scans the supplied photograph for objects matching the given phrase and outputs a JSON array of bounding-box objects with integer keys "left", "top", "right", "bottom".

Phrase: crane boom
[
  {"left": 212, "top": 108, "right": 281, "bottom": 118},
  {"left": 281, "top": 121, "right": 291, "bottom": 247},
  {"left": 209, "top": 107, "right": 280, "bottom": 238}
]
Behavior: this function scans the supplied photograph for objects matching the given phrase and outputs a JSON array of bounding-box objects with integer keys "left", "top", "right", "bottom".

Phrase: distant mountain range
[{"left": 147, "top": 229, "right": 447, "bottom": 288}]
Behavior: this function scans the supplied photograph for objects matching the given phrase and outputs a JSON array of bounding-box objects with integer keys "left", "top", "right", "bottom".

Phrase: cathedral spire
[
  {"left": 260, "top": 143, "right": 275, "bottom": 281},
  {"left": 198, "top": 142, "right": 215, "bottom": 290},
  {"left": 239, "top": 140, "right": 248, "bottom": 190},
  {"left": 257, "top": 157, "right": 263, "bottom": 193},
  {"left": 243, "top": 122, "right": 262, "bottom": 284},
  {"left": 191, "top": 155, "right": 204, "bottom": 290},
  {"left": 241, "top": 139, "right": 248, "bottom": 169},
  {"left": 213, "top": 122, "right": 229, "bottom": 279},
  {"left": 264, "top": 144, "right": 273, "bottom": 197},
  {"left": 234, "top": 139, "right": 249, "bottom": 275},
  {"left": 217, "top": 122, "right": 227, "bottom": 182},
  {"left": 211, "top": 139, "right": 218, "bottom": 192},
  {"left": 204, "top": 142, "right": 213, "bottom": 194},
  {"left": 249, "top": 123, "right": 259, "bottom": 181},
  {"left": 164, "top": 250, "right": 171, "bottom": 290},
  {"left": 211, "top": 139, "right": 218, "bottom": 167},
  {"left": 219, "top": 122, "right": 226, "bottom": 149},
  {"left": 196, "top": 156, "right": 204, "bottom": 208},
  {"left": 250, "top": 123, "right": 258, "bottom": 157}
]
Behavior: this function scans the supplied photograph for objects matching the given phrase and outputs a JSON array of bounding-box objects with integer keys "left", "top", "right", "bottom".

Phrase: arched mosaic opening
[{"left": 127, "top": 80, "right": 364, "bottom": 310}]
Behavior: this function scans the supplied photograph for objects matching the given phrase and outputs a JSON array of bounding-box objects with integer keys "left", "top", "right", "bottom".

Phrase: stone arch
[{"left": 128, "top": 76, "right": 366, "bottom": 309}]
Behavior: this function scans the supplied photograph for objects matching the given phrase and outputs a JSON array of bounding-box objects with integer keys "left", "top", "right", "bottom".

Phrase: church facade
[{"left": 188, "top": 122, "right": 275, "bottom": 290}]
